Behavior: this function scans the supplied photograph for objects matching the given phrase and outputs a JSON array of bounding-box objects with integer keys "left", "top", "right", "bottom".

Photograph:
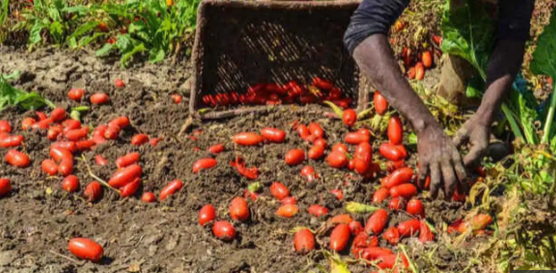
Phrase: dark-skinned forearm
[
  {"left": 476, "top": 39, "right": 526, "bottom": 125},
  {"left": 352, "top": 34, "right": 438, "bottom": 133}
]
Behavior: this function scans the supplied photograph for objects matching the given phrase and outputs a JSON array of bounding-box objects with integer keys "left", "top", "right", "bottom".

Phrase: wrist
[{"left": 411, "top": 115, "right": 440, "bottom": 135}]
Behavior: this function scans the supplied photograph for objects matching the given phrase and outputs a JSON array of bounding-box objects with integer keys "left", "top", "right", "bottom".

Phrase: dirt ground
[{"left": 0, "top": 45, "right": 474, "bottom": 273}]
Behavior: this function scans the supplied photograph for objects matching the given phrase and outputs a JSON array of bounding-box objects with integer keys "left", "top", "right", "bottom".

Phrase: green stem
[
  {"left": 501, "top": 103, "right": 525, "bottom": 141},
  {"left": 541, "top": 84, "right": 556, "bottom": 143}
]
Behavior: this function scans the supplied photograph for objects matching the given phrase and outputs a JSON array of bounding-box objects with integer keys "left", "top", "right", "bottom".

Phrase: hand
[
  {"left": 453, "top": 115, "right": 491, "bottom": 170},
  {"left": 417, "top": 123, "right": 468, "bottom": 200}
]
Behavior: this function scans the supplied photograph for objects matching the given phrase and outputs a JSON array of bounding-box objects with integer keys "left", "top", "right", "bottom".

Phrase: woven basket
[{"left": 189, "top": 0, "right": 369, "bottom": 119}]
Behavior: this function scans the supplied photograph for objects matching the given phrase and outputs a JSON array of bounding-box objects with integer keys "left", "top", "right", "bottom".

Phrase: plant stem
[
  {"left": 541, "top": 85, "right": 556, "bottom": 143},
  {"left": 501, "top": 103, "right": 525, "bottom": 141}
]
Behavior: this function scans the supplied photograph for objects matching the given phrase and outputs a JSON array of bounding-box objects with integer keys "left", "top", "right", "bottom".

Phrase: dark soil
[{"left": 0, "top": 46, "right": 471, "bottom": 273}]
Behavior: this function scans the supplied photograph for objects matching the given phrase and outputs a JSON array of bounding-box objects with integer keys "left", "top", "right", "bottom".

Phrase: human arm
[
  {"left": 453, "top": 0, "right": 535, "bottom": 169},
  {"left": 344, "top": 0, "right": 468, "bottom": 199}
]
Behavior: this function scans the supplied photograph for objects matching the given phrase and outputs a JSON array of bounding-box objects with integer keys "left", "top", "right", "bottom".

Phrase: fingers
[
  {"left": 452, "top": 152, "right": 469, "bottom": 194},
  {"left": 463, "top": 143, "right": 487, "bottom": 169},
  {"left": 452, "top": 128, "right": 469, "bottom": 147},
  {"left": 441, "top": 162, "right": 457, "bottom": 200},
  {"left": 429, "top": 163, "right": 442, "bottom": 199},
  {"left": 418, "top": 162, "right": 429, "bottom": 189}
]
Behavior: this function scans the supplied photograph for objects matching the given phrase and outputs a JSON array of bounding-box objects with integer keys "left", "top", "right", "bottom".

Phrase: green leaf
[
  {"left": 0, "top": 73, "right": 54, "bottom": 111},
  {"left": 440, "top": 0, "right": 493, "bottom": 79},
  {"left": 67, "top": 37, "right": 77, "bottom": 48},
  {"left": 148, "top": 48, "right": 165, "bottom": 63},
  {"left": 49, "top": 21, "right": 64, "bottom": 43},
  {"left": 69, "top": 21, "right": 101, "bottom": 40},
  {"left": 62, "top": 5, "right": 90, "bottom": 16},
  {"left": 465, "top": 76, "right": 484, "bottom": 98},
  {"left": 120, "top": 43, "right": 146, "bottom": 67},
  {"left": 95, "top": 43, "right": 114, "bottom": 57},
  {"left": 29, "top": 22, "right": 46, "bottom": 45},
  {"left": 78, "top": 32, "right": 106, "bottom": 47},
  {"left": 531, "top": 9, "right": 556, "bottom": 144},
  {"left": 70, "top": 106, "right": 89, "bottom": 121},
  {"left": 115, "top": 34, "right": 132, "bottom": 51}
]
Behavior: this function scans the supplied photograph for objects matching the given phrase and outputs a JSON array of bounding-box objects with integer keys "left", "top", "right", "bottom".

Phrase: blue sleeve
[{"left": 343, "top": 0, "right": 410, "bottom": 55}]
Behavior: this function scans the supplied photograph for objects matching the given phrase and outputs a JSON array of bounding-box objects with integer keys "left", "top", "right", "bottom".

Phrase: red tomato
[
  {"left": 332, "top": 143, "right": 348, "bottom": 154},
  {"left": 470, "top": 214, "right": 493, "bottom": 231},
  {"left": 374, "top": 91, "right": 389, "bottom": 115},
  {"left": 349, "top": 221, "right": 364, "bottom": 235},
  {"left": 296, "top": 124, "right": 310, "bottom": 140},
  {"left": 76, "top": 140, "right": 95, "bottom": 151},
  {"left": 359, "top": 247, "right": 394, "bottom": 261},
  {"left": 47, "top": 126, "right": 62, "bottom": 141},
  {"left": 62, "top": 175, "right": 79, "bottom": 193},
  {"left": 383, "top": 167, "right": 413, "bottom": 188},
  {"left": 355, "top": 142, "right": 372, "bottom": 163},
  {"left": 276, "top": 204, "right": 299, "bottom": 218},
  {"left": 308, "top": 205, "right": 328, "bottom": 217},
  {"left": 407, "top": 66, "right": 416, "bottom": 79},
  {"left": 0, "top": 135, "right": 24, "bottom": 148},
  {"left": 114, "top": 78, "right": 125, "bottom": 88},
  {"left": 90, "top": 93, "right": 110, "bottom": 104},
  {"left": 365, "top": 209, "right": 388, "bottom": 234},
  {"left": 0, "top": 178, "right": 11, "bottom": 197},
  {"left": 343, "top": 109, "right": 357, "bottom": 127},
  {"left": 233, "top": 132, "right": 264, "bottom": 146},
  {"left": 308, "top": 122, "right": 324, "bottom": 138},
  {"left": 68, "top": 88, "right": 85, "bottom": 101},
  {"left": 159, "top": 179, "right": 183, "bottom": 201},
  {"left": 51, "top": 142, "right": 77, "bottom": 154},
  {"left": 108, "top": 116, "right": 130, "bottom": 129},
  {"left": 372, "top": 187, "right": 390, "bottom": 203},
  {"left": 141, "top": 192, "right": 156, "bottom": 203},
  {"left": 50, "top": 108, "right": 66, "bottom": 122},
  {"left": 328, "top": 214, "right": 353, "bottom": 225},
  {"left": 131, "top": 134, "right": 149, "bottom": 146},
  {"left": 379, "top": 143, "right": 405, "bottom": 161},
  {"left": 0, "top": 120, "right": 12, "bottom": 133},
  {"left": 104, "top": 124, "right": 121, "bottom": 140},
  {"left": 58, "top": 158, "right": 74, "bottom": 176},
  {"left": 285, "top": 149, "right": 305, "bottom": 166},
  {"left": 406, "top": 199, "right": 425, "bottom": 218},
  {"left": 387, "top": 160, "right": 406, "bottom": 172},
  {"left": 207, "top": 144, "right": 225, "bottom": 154},
  {"left": 326, "top": 151, "right": 348, "bottom": 168},
  {"left": 398, "top": 219, "right": 420, "bottom": 237},
  {"left": 199, "top": 204, "right": 216, "bottom": 226},
  {"left": 328, "top": 88, "right": 342, "bottom": 100},
  {"left": 353, "top": 158, "right": 370, "bottom": 175},
  {"left": 5, "top": 149, "right": 30, "bottom": 168},
  {"left": 229, "top": 197, "right": 249, "bottom": 221},
  {"left": 108, "top": 164, "right": 142, "bottom": 188},
  {"left": 281, "top": 196, "right": 297, "bottom": 205},
  {"left": 389, "top": 184, "right": 417, "bottom": 199},
  {"left": 452, "top": 189, "right": 466, "bottom": 202},
  {"left": 21, "top": 118, "right": 36, "bottom": 130},
  {"left": 308, "top": 145, "right": 325, "bottom": 160},
  {"left": 31, "top": 118, "right": 52, "bottom": 130},
  {"left": 84, "top": 181, "right": 102, "bottom": 202},
  {"left": 422, "top": 51, "right": 433, "bottom": 68},
  {"left": 388, "top": 197, "right": 405, "bottom": 210},
  {"left": 415, "top": 62, "right": 425, "bottom": 80},
  {"left": 260, "top": 128, "right": 286, "bottom": 143},
  {"left": 68, "top": 238, "right": 103, "bottom": 262},
  {"left": 387, "top": 116, "right": 403, "bottom": 145},
  {"left": 116, "top": 152, "right": 140, "bottom": 168},
  {"left": 383, "top": 227, "right": 400, "bottom": 245},
  {"left": 377, "top": 254, "right": 409, "bottom": 269},
  {"left": 41, "top": 159, "right": 58, "bottom": 175},
  {"left": 35, "top": 111, "right": 47, "bottom": 121},
  {"left": 312, "top": 77, "right": 334, "bottom": 90},
  {"left": 149, "top": 137, "right": 161, "bottom": 147},
  {"left": 330, "top": 224, "right": 350, "bottom": 251},
  {"left": 419, "top": 220, "right": 434, "bottom": 243},
  {"left": 171, "top": 94, "right": 182, "bottom": 103},
  {"left": 65, "top": 127, "right": 89, "bottom": 141},
  {"left": 50, "top": 147, "right": 72, "bottom": 163},
  {"left": 344, "top": 132, "right": 370, "bottom": 145},
  {"left": 330, "top": 189, "right": 343, "bottom": 200},
  {"left": 120, "top": 178, "right": 141, "bottom": 197},
  {"left": 294, "top": 229, "right": 315, "bottom": 254},
  {"left": 351, "top": 233, "right": 378, "bottom": 256},
  {"left": 300, "top": 166, "right": 317, "bottom": 182},
  {"left": 192, "top": 158, "right": 217, "bottom": 173},
  {"left": 63, "top": 119, "right": 82, "bottom": 132},
  {"left": 270, "top": 182, "right": 290, "bottom": 200},
  {"left": 212, "top": 221, "right": 236, "bottom": 241}
]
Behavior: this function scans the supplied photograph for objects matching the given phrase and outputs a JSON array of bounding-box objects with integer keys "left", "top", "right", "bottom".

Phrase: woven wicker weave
[{"left": 189, "top": 0, "right": 367, "bottom": 119}]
